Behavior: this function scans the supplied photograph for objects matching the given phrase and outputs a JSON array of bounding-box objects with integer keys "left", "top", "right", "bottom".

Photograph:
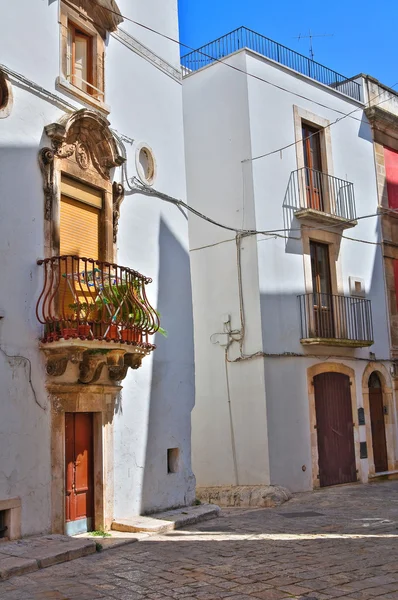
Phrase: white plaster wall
[
  {"left": 0, "top": 0, "right": 194, "bottom": 532},
  {"left": 183, "top": 55, "right": 270, "bottom": 488},
  {"left": 184, "top": 49, "right": 390, "bottom": 492},
  {"left": 107, "top": 4, "right": 195, "bottom": 516},
  {"left": 0, "top": 0, "right": 66, "bottom": 535},
  {"left": 244, "top": 53, "right": 390, "bottom": 488}
]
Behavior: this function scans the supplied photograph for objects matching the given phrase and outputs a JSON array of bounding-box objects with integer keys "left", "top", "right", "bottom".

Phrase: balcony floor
[
  {"left": 295, "top": 208, "right": 357, "bottom": 229},
  {"left": 301, "top": 337, "right": 374, "bottom": 348}
]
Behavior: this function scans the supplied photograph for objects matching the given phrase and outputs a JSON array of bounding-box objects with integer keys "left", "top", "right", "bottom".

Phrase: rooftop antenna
[{"left": 295, "top": 30, "right": 334, "bottom": 61}]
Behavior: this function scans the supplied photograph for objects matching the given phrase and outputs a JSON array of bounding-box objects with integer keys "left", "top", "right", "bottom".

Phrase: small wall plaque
[
  {"left": 360, "top": 441, "right": 368, "bottom": 459},
  {"left": 358, "top": 407, "right": 365, "bottom": 426}
]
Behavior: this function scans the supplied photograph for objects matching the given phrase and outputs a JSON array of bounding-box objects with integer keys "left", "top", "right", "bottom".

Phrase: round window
[
  {"left": 136, "top": 144, "right": 156, "bottom": 186},
  {"left": 0, "top": 71, "right": 12, "bottom": 118}
]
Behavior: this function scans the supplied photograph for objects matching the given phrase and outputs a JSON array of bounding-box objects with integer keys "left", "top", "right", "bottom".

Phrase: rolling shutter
[
  {"left": 60, "top": 176, "right": 102, "bottom": 260},
  {"left": 60, "top": 196, "right": 100, "bottom": 260}
]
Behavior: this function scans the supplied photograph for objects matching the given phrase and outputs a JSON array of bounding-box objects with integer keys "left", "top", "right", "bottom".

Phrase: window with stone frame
[{"left": 59, "top": 1, "right": 123, "bottom": 108}]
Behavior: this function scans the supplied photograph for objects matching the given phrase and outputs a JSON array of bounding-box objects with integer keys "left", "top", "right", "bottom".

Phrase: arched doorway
[
  {"left": 368, "top": 372, "right": 388, "bottom": 473},
  {"left": 314, "top": 372, "right": 356, "bottom": 486}
]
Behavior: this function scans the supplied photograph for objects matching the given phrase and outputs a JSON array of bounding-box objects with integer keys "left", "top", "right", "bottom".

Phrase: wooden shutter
[
  {"left": 384, "top": 146, "right": 398, "bottom": 209},
  {"left": 60, "top": 196, "right": 100, "bottom": 260}
]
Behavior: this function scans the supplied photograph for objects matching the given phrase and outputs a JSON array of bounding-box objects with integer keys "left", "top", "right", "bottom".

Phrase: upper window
[
  {"left": 60, "top": 2, "right": 107, "bottom": 107},
  {"left": 302, "top": 124, "right": 324, "bottom": 211},
  {"left": 67, "top": 24, "right": 94, "bottom": 96}
]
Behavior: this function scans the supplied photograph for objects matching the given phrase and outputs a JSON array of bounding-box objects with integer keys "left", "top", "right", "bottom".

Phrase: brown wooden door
[
  {"left": 65, "top": 413, "right": 94, "bottom": 535},
  {"left": 314, "top": 372, "right": 357, "bottom": 487},
  {"left": 310, "top": 242, "right": 334, "bottom": 338},
  {"left": 302, "top": 124, "right": 324, "bottom": 210},
  {"left": 369, "top": 373, "right": 388, "bottom": 473}
]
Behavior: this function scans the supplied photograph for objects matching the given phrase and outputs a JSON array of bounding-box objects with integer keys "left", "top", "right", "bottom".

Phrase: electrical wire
[
  {"left": 3, "top": 5, "right": 390, "bottom": 249},
  {"left": 246, "top": 81, "right": 398, "bottom": 163},
  {"left": 92, "top": 0, "right": 385, "bottom": 123},
  {"left": 0, "top": 346, "right": 46, "bottom": 411},
  {"left": 88, "top": 1, "right": 398, "bottom": 173}
]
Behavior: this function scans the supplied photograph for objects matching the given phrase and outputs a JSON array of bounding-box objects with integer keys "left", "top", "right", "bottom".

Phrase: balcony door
[
  {"left": 310, "top": 241, "right": 334, "bottom": 338},
  {"left": 59, "top": 177, "right": 102, "bottom": 327},
  {"left": 302, "top": 124, "right": 324, "bottom": 211}
]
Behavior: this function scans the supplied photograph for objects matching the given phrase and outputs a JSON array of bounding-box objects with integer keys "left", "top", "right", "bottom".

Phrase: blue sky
[{"left": 178, "top": 0, "right": 398, "bottom": 86}]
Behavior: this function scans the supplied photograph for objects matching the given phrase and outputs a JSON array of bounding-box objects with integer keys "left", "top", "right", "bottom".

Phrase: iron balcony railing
[
  {"left": 288, "top": 167, "right": 357, "bottom": 221},
  {"left": 298, "top": 293, "right": 373, "bottom": 344},
  {"left": 36, "top": 256, "right": 160, "bottom": 346},
  {"left": 181, "top": 26, "right": 361, "bottom": 101}
]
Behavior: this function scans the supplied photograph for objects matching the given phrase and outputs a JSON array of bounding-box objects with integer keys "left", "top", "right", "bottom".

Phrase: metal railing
[
  {"left": 298, "top": 293, "right": 373, "bottom": 344},
  {"left": 36, "top": 256, "right": 160, "bottom": 346},
  {"left": 181, "top": 27, "right": 361, "bottom": 101},
  {"left": 287, "top": 167, "right": 356, "bottom": 221}
]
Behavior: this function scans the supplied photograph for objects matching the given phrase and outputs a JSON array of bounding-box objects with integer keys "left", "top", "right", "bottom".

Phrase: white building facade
[
  {"left": 183, "top": 28, "right": 398, "bottom": 493},
  {"left": 0, "top": 0, "right": 195, "bottom": 539}
]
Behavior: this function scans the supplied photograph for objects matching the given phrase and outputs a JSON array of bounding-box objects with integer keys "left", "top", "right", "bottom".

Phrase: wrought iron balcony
[
  {"left": 298, "top": 293, "right": 373, "bottom": 347},
  {"left": 36, "top": 256, "right": 160, "bottom": 383},
  {"left": 181, "top": 26, "right": 361, "bottom": 101},
  {"left": 287, "top": 167, "right": 357, "bottom": 227}
]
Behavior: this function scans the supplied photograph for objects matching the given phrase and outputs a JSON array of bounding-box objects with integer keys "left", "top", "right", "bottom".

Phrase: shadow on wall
[{"left": 141, "top": 218, "right": 195, "bottom": 513}]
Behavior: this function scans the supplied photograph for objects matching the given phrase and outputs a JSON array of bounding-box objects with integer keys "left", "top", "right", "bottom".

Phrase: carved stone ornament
[
  {"left": 112, "top": 182, "right": 125, "bottom": 243},
  {"left": 43, "top": 347, "right": 86, "bottom": 377},
  {"left": 39, "top": 109, "right": 125, "bottom": 220},
  {"left": 38, "top": 147, "right": 56, "bottom": 221},
  {"left": 75, "top": 141, "right": 90, "bottom": 170},
  {"left": 42, "top": 343, "right": 149, "bottom": 385}
]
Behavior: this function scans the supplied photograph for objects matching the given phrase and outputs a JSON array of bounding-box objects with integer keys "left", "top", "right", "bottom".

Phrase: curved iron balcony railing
[
  {"left": 36, "top": 256, "right": 160, "bottom": 347},
  {"left": 289, "top": 167, "right": 356, "bottom": 222},
  {"left": 298, "top": 293, "right": 373, "bottom": 347}
]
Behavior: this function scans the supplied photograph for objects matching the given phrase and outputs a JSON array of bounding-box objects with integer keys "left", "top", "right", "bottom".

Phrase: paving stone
[{"left": 2, "top": 482, "right": 398, "bottom": 598}]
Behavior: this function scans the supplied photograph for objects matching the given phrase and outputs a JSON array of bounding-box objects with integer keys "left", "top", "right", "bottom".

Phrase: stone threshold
[{"left": 0, "top": 504, "right": 220, "bottom": 581}]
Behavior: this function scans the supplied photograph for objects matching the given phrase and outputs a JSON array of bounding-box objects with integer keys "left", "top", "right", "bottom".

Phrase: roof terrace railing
[{"left": 181, "top": 27, "right": 361, "bottom": 101}]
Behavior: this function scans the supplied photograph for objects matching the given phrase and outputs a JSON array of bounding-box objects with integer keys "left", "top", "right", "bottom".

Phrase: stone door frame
[{"left": 49, "top": 383, "right": 120, "bottom": 534}]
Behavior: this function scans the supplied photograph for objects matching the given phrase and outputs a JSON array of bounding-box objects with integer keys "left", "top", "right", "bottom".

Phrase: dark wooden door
[
  {"left": 310, "top": 242, "right": 334, "bottom": 338},
  {"left": 314, "top": 372, "right": 357, "bottom": 487},
  {"left": 65, "top": 413, "right": 94, "bottom": 535},
  {"left": 302, "top": 124, "right": 324, "bottom": 210},
  {"left": 369, "top": 373, "right": 388, "bottom": 473}
]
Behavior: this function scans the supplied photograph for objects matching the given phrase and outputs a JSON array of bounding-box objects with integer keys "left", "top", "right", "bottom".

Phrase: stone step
[
  {"left": 112, "top": 503, "right": 220, "bottom": 534},
  {"left": 0, "top": 535, "right": 96, "bottom": 581}
]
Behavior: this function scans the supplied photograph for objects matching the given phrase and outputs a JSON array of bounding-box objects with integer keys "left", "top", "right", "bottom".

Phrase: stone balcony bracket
[{"left": 41, "top": 339, "right": 152, "bottom": 385}]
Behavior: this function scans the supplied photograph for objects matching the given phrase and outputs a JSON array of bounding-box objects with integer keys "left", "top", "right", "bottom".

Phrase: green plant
[
  {"left": 95, "top": 542, "right": 103, "bottom": 552},
  {"left": 89, "top": 529, "right": 111, "bottom": 538},
  {"left": 68, "top": 301, "right": 93, "bottom": 321}
]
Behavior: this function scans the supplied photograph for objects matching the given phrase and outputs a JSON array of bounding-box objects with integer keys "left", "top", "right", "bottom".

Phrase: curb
[{"left": 0, "top": 537, "right": 96, "bottom": 581}]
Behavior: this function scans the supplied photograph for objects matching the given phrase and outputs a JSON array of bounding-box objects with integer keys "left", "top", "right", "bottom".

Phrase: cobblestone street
[{"left": 2, "top": 482, "right": 398, "bottom": 600}]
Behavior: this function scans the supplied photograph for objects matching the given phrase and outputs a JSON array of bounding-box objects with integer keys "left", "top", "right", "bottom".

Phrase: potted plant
[{"left": 68, "top": 301, "right": 93, "bottom": 338}]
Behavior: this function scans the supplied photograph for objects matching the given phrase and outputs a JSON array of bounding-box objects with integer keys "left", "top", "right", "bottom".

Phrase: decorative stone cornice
[
  {"left": 45, "top": 109, "right": 125, "bottom": 179},
  {"left": 112, "top": 28, "right": 182, "bottom": 83},
  {"left": 65, "top": 0, "right": 123, "bottom": 35},
  {"left": 365, "top": 106, "right": 398, "bottom": 140},
  {"left": 39, "top": 108, "right": 125, "bottom": 221}
]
